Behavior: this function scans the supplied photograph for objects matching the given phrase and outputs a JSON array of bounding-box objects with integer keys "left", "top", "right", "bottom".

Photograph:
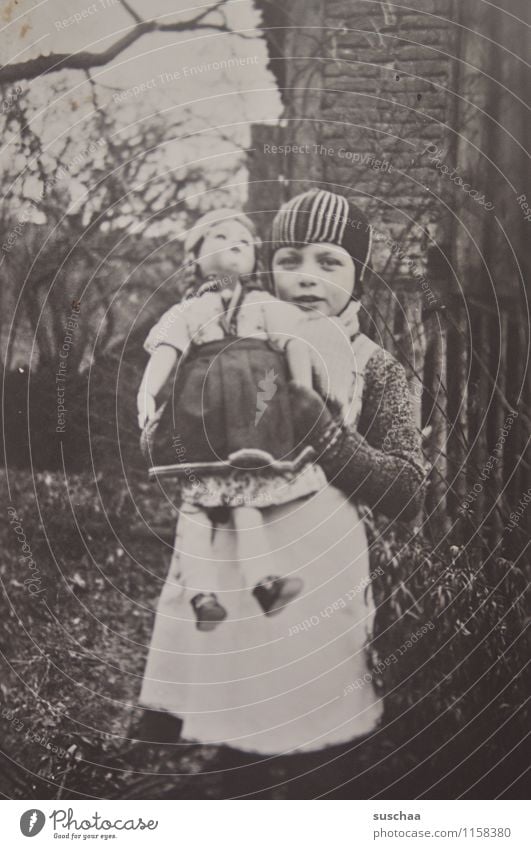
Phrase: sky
[
  {"left": 0, "top": 0, "right": 282, "bottom": 214},
  {"left": 0, "top": 1, "right": 284, "bottom": 364}
]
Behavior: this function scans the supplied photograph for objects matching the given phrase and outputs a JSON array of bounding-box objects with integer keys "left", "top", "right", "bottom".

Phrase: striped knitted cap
[{"left": 270, "top": 189, "right": 372, "bottom": 284}]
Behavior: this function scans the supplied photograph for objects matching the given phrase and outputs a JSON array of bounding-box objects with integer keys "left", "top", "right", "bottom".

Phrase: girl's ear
[
  {"left": 252, "top": 235, "right": 262, "bottom": 273},
  {"left": 265, "top": 268, "right": 277, "bottom": 295},
  {"left": 253, "top": 250, "right": 264, "bottom": 274},
  {"left": 352, "top": 266, "right": 363, "bottom": 300}
]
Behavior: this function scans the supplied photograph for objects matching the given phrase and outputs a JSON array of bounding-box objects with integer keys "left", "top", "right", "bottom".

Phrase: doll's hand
[{"left": 137, "top": 391, "right": 156, "bottom": 430}]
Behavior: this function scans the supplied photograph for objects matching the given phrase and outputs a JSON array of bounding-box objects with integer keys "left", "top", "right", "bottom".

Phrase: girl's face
[
  {"left": 196, "top": 220, "right": 255, "bottom": 280},
  {"left": 272, "top": 242, "right": 356, "bottom": 317}
]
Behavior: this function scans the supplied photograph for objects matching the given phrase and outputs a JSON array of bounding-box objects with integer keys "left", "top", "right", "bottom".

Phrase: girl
[{"left": 136, "top": 189, "right": 426, "bottom": 761}]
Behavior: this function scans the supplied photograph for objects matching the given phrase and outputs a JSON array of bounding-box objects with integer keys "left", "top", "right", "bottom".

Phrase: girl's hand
[
  {"left": 137, "top": 391, "right": 156, "bottom": 430},
  {"left": 288, "top": 381, "right": 336, "bottom": 446}
]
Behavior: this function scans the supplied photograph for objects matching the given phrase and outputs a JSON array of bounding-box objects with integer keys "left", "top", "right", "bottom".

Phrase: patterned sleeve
[
  {"left": 319, "top": 349, "right": 427, "bottom": 521},
  {"left": 143, "top": 303, "right": 191, "bottom": 355}
]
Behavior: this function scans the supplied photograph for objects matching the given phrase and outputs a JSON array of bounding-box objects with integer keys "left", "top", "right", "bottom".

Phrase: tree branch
[
  {"left": 0, "top": 1, "right": 231, "bottom": 84},
  {"left": 118, "top": 0, "right": 142, "bottom": 25}
]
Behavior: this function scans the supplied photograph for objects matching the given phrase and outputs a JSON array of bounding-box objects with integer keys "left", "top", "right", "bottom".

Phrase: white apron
[{"left": 139, "top": 333, "right": 383, "bottom": 754}]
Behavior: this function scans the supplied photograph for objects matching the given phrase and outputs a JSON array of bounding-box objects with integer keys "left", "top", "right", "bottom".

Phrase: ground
[{"left": 1, "top": 469, "right": 528, "bottom": 799}]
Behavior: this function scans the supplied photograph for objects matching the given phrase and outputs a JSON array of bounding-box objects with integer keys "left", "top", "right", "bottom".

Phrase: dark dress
[{"left": 151, "top": 336, "right": 296, "bottom": 468}]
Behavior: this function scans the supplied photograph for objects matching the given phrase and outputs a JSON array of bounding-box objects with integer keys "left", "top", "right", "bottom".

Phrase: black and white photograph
[{"left": 0, "top": 0, "right": 529, "bottom": 830}]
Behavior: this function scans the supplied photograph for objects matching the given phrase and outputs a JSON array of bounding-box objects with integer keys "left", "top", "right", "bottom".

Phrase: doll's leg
[
  {"left": 232, "top": 506, "right": 303, "bottom": 616},
  {"left": 178, "top": 503, "right": 227, "bottom": 631}
]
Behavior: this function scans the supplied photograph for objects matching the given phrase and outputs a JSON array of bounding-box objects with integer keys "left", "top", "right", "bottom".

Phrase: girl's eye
[
  {"left": 320, "top": 257, "right": 341, "bottom": 268},
  {"left": 277, "top": 256, "right": 298, "bottom": 266}
]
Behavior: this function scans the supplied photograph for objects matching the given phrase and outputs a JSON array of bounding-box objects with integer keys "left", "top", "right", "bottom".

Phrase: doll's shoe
[
  {"left": 253, "top": 576, "right": 303, "bottom": 616},
  {"left": 191, "top": 593, "right": 227, "bottom": 631}
]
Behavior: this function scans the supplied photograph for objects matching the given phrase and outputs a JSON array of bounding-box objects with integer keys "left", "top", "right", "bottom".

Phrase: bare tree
[
  {"left": 0, "top": 82, "right": 237, "bottom": 372},
  {"left": 0, "top": 0, "right": 243, "bottom": 85}
]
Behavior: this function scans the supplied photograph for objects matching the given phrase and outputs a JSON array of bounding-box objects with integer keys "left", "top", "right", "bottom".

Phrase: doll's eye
[{"left": 215, "top": 233, "right": 227, "bottom": 240}]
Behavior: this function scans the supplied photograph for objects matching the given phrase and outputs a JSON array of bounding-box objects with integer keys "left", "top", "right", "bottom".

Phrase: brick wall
[
  {"left": 252, "top": 0, "right": 456, "bottom": 283},
  {"left": 252, "top": 0, "right": 528, "bottom": 296}
]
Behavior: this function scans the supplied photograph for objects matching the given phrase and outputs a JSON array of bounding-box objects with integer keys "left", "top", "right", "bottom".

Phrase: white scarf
[{"left": 337, "top": 299, "right": 361, "bottom": 340}]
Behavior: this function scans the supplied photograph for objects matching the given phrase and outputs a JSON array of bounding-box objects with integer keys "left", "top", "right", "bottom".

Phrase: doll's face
[
  {"left": 196, "top": 220, "right": 255, "bottom": 279},
  {"left": 272, "top": 242, "right": 356, "bottom": 317}
]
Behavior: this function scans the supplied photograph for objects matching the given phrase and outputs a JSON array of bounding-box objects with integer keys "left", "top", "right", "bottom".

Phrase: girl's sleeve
[
  {"left": 317, "top": 350, "right": 427, "bottom": 521},
  {"left": 143, "top": 304, "right": 191, "bottom": 355}
]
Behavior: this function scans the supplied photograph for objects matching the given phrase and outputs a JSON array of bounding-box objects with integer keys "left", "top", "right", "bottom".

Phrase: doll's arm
[
  {"left": 137, "top": 345, "right": 178, "bottom": 429},
  {"left": 285, "top": 338, "right": 313, "bottom": 390}
]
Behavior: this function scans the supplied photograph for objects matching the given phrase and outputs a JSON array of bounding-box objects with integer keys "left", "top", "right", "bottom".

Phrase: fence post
[{"left": 426, "top": 316, "right": 450, "bottom": 535}]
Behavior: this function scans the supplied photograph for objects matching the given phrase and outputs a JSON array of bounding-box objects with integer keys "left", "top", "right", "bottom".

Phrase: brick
[
  {"left": 391, "top": 89, "right": 448, "bottom": 104},
  {"left": 326, "top": 0, "right": 383, "bottom": 18},
  {"left": 390, "top": 61, "right": 450, "bottom": 79},
  {"left": 336, "top": 27, "right": 449, "bottom": 51},
  {"left": 326, "top": 0, "right": 452, "bottom": 26},
  {"left": 332, "top": 46, "right": 392, "bottom": 63},
  {"left": 325, "top": 63, "right": 378, "bottom": 78},
  {"left": 322, "top": 76, "right": 384, "bottom": 92},
  {"left": 382, "top": 0, "right": 452, "bottom": 14},
  {"left": 395, "top": 19, "right": 456, "bottom": 35},
  {"left": 377, "top": 61, "right": 448, "bottom": 77},
  {"left": 392, "top": 43, "right": 445, "bottom": 62},
  {"left": 376, "top": 78, "right": 442, "bottom": 94}
]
